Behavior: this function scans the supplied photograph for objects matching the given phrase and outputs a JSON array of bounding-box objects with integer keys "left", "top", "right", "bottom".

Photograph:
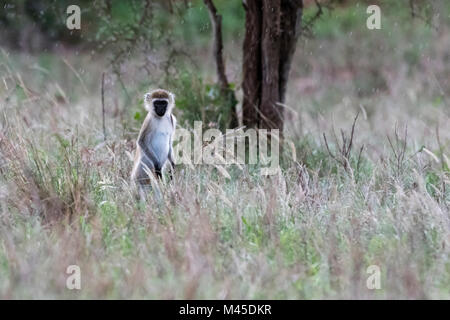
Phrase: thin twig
[
  {"left": 323, "top": 111, "right": 363, "bottom": 175},
  {"left": 386, "top": 123, "right": 408, "bottom": 175},
  {"left": 101, "top": 72, "right": 106, "bottom": 141}
]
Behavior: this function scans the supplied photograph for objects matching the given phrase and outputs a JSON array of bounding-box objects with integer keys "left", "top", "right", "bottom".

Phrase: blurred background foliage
[
  {"left": 0, "top": 0, "right": 245, "bottom": 51},
  {"left": 0, "top": 0, "right": 448, "bottom": 130},
  {"left": 1, "top": 1, "right": 439, "bottom": 51}
]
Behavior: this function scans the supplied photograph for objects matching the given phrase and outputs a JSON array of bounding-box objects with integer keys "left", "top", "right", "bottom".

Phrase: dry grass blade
[{"left": 323, "top": 111, "right": 363, "bottom": 175}]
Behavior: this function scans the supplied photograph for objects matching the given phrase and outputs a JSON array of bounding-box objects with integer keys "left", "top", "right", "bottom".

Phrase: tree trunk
[
  {"left": 279, "top": 0, "right": 303, "bottom": 103},
  {"left": 242, "top": 0, "right": 262, "bottom": 129},
  {"left": 260, "top": 0, "right": 282, "bottom": 130},
  {"left": 241, "top": 0, "right": 303, "bottom": 131}
]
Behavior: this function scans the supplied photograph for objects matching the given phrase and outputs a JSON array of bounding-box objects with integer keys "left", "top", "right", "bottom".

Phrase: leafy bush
[{"left": 165, "top": 69, "right": 236, "bottom": 130}]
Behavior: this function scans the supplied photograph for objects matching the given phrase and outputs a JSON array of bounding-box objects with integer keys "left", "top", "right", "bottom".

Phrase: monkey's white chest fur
[{"left": 145, "top": 116, "right": 172, "bottom": 169}]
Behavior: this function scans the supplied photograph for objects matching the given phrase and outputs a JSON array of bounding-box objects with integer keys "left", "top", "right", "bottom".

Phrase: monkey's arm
[
  {"left": 168, "top": 140, "right": 175, "bottom": 169},
  {"left": 168, "top": 114, "right": 177, "bottom": 169},
  {"left": 137, "top": 116, "right": 159, "bottom": 167},
  {"left": 167, "top": 139, "right": 175, "bottom": 182}
]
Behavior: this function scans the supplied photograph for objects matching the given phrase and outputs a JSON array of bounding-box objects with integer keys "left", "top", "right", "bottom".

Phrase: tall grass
[{"left": 0, "top": 5, "right": 449, "bottom": 298}]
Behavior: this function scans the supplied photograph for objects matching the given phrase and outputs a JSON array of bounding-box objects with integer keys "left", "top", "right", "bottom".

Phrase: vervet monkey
[{"left": 131, "top": 89, "right": 176, "bottom": 188}]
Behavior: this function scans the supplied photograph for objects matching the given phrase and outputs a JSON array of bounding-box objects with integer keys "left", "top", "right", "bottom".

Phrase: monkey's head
[{"left": 144, "top": 89, "right": 175, "bottom": 118}]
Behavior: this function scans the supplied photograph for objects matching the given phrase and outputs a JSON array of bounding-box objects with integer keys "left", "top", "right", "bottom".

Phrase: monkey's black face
[{"left": 153, "top": 100, "right": 168, "bottom": 117}]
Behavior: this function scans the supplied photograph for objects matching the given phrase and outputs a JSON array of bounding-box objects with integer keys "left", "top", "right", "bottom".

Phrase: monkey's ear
[
  {"left": 144, "top": 93, "right": 152, "bottom": 111},
  {"left": 144, "top": 93, "right": 152, "bottom": 102}
]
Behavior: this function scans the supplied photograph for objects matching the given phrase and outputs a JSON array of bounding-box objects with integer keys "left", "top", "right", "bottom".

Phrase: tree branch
[
  {"left": 204, "top": 0, "right": 238, "bottom": 127},
  {"left": 204, "top": 0, "right": 230, "bottom": 91}
]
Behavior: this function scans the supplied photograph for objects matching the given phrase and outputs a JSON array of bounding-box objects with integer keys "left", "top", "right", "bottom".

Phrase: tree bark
[
  {"left": 242, "top": 0, "right": 262, "bottom": 129},
  {"left": 241, "top": 0, "right": 303, "bottom": 131},
  {"left": 279, "top": 0, "right": 303, "bottom": 103},
  {"left": 260, "top": 0, "right": 282, "bottom": 130}
]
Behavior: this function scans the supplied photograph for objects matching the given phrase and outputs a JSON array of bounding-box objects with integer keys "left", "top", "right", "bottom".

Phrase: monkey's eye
[{"left": 153, "top": 100, "right": 168, "bottom": 108}]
